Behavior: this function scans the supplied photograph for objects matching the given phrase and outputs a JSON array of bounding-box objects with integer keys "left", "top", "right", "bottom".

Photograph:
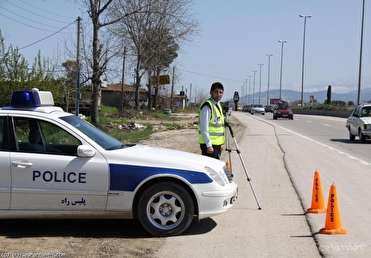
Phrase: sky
[{"left": 0, "top": 0, "right": 371, "bottom": 100}]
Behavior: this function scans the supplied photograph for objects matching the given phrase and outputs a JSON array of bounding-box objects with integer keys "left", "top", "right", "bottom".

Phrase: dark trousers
[{"left": 200, "top": 144, "right": 222, "bottom": 160}]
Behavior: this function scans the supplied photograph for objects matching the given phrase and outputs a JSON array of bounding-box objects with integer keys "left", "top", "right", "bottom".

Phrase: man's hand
[{"left": 207, "top": 146, "right": 214, "bottom": 154}]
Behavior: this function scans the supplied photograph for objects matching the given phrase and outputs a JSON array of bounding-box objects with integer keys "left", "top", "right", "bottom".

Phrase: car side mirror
[{"left": 77, "top": 145, "right": 96, "bottom": 158}]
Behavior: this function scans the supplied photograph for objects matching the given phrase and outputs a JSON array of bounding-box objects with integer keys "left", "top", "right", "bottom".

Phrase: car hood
[
  {"left": 105, "top": 144, "right": 225, "bottom": 174},
  {"left": 277, "top": 109, "right": 291, "bottom": 113},
  {"left": 361, "top": 117, "right": 371, "bottom": 124},
  {"left": 253, "top": 107, "right": 265, "bottom": 111}
]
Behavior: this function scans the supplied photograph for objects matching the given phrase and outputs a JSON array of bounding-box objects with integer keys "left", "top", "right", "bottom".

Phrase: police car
[{"left": 0, "top": 89, "right": 237, "bottom": 236}]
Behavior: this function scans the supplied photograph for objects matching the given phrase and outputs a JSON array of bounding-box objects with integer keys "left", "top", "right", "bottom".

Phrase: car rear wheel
[{"left": 137, "top": 181, "right": 194, "bottom": 236}]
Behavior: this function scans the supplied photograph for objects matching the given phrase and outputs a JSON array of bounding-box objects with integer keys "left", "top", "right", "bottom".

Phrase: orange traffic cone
[
  {"left": 307, "top": 170, "right": 326, "bottom": 214},
  {"left": 320, "top": 184, "right": 347, "bottom": 235}
]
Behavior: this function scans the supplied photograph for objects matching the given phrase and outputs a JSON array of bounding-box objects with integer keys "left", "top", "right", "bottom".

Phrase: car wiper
[{"left": 107, "top": 144, "right": 127, "bottom": 150}]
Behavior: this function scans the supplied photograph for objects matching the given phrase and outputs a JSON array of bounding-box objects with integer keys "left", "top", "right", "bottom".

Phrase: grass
[
  {"left": 108, "top": 125, "right": 153, "bottom": 144},
  {"left": 85, "top": 105, "right": 195, "bottom": 144},
  {"left": 163, "top": 122, "right": 183, "bottom": 130}
]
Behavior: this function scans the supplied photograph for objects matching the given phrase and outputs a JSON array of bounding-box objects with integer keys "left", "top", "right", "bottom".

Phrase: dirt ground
[{"left": 0, "top": 114, "right": 242, "bottom": 258}]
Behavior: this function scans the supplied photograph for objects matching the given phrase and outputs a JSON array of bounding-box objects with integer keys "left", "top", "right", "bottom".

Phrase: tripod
[{"left": 225, "top": 122, "right": 262, "bottom": 210}]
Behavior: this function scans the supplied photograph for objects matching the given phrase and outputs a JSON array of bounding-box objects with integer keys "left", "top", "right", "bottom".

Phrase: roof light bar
[{"left": 10, "top": 88, "right": 54, "bottom": 108}]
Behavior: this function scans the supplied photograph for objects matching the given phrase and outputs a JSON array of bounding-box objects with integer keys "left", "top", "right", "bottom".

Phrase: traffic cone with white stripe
[
  {"left": 307, "top": 170, "right": 326, "bottom": 214},
  {"left": 320, "top": 183, "right": 347, "bottom": 235}
]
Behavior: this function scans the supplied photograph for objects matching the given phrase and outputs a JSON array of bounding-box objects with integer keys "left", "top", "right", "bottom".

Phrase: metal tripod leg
[
  {"left": 226, "top": 123, "right": 262, "bottom": 210},
  {"left": 231, "top": 136, "right": 262, "bottom": 210}
]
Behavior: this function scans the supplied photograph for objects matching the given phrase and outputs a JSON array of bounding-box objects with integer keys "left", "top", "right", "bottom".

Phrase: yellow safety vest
[{"left": 198, "top": 98, "right": 225, "bottom": 145}]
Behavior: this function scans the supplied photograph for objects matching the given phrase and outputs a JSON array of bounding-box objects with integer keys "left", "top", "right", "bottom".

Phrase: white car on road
[
  {"left": 0, "top": 89, "right": 237, "bottom": 236},
  {"left": 346, "top": 104, "right": 371, "bottom": 142},
  {"left": 250, "top": 104, "right": 265, "bottom": 115}
]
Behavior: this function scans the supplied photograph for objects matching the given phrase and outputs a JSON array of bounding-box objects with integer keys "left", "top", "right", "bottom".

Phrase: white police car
[{"left": 0, "top": 89, "right": 237, "bottom": 236}]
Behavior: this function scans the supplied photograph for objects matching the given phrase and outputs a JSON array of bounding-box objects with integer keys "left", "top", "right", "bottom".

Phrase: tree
[
  {"left": 62, "top": 60, "right": 78, "bottom": 112},
  {"left": 82, "top": 0, "right": 145, "bottom": 124},
  {"left": 109, "top": 0, "right": 196, "bottom": 110},
  {"left": 325, "top": 85, "right": 332, "bottom": 104},
  {"left": 347, "top": 101, "right": 354, "bottom": 106},
  {"left": 142, "top": 27, "right": 179, "bottom": 109}
]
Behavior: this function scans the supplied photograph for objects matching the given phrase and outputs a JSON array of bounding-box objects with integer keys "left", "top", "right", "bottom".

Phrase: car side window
[
  {"left": 353, "top": 107, "right": 359, "bottom": 117},
  {"left": 13, "top": 117, "right": 81, "bottom": 156},
  {"left": 0, "top": 117, "right": 10, "bottom": 151},
  {"left": 360, "top": 107, "right": 370, "bottom": 117}
]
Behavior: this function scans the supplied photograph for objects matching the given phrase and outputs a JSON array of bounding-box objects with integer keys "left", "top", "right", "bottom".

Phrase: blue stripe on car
[{"left": 109, "top": 163, "right": 212, "bottom": 191}]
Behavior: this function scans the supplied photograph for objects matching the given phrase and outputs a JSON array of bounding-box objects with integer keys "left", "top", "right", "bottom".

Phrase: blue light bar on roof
[
  {"left": 10, "top": 89, "right": 55, "bottom": 108},
  {"left": 11, "top": 90, "right": 41, "bottom": 108}
]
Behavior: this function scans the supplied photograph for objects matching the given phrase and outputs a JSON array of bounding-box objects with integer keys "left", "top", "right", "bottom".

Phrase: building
[{"left": 101, "top": 83, "right": 148, "bottom": 109}]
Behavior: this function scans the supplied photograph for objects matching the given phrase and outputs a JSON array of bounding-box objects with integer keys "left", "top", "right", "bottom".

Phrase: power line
[
  {"left": 19, "top": 21, "right": 75, "bottom": 50},
  {"left": 15, "top": 0, "right": 75, "bottom": 20},
  {"left": 0, "top": 6, "right": 60, "bottom": 30},
  {"left": 0, "top": 12, "right": 52, "bottom": 32}
]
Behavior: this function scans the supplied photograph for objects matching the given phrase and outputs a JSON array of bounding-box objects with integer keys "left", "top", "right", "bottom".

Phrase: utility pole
[
  {"left": 357, "top": 0, "right": 366, "bottom": 105},
  {"left": 252, "top": 70, "right": 257, "bottom": 105},
  {"left": 258, "top": 64, "right": 264, "bottom": 105},
  {"left": 245, "top": 79, "right": 248, "bottom": 104},
  {"left": 75, "top": 16, "right": 81, "bottom": 116},
  {"left": 170, "top": 66, "right": 175, "bottom": 110},
  {"left": 189, "top": 83, "right": 192, "bottom": 105},
  {"left": 266, "top": 54, "right": 273, "bottom": 106},
  {"left": 299, "top": 15, "right": 312, "bottom": 107},
  {"left": 248, "top": 76, "right": 252, "bottom": 104},
  {"left": 120, "top": 46, "right": 127, "bottom": 112},
  {"left": 278, "top": 40, "right": 287, "bottom": 100}
]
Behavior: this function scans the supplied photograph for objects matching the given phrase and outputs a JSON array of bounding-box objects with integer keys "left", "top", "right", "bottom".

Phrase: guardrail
[{"left": 292, "top": 109, "right": 352, "bottom": 118}]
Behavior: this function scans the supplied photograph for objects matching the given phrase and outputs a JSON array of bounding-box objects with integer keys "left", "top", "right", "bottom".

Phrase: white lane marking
[
  {"left": 278, "top": 126, "right": 371, "bottom": 166},
  {"left": 322, "top": 123, "right": 331, "bottom": 127},
  {"left": 251, "top": 115, "right": 371, "bottom": 166}
]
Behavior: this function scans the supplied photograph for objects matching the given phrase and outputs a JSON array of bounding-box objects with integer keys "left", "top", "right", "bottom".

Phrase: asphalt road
[
  {"left": 242, "top": 112, "right": 371, "bottom": 257},
  {"left": 158, "top": 112, "right": 320, "bottom": 258},
  {"left": 260, "top": 113, "right": 371, "bottom": 164}
]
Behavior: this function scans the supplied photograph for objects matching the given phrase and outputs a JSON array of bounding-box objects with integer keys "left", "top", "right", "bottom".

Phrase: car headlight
[{"left": 205, "top": 166, "right": 227, "bottom": 186}]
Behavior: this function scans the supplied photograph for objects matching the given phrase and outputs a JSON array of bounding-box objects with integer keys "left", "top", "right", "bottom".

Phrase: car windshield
[
  {"left": 360, "top": 106, "right": 371, "bottom": 117},
  {"left": 254, "top": 105, "right": 263, "bottom": 108},
  {"left": 60, "top": 115, "right": 126, "bottom": 150},
  {"left": 278, "top": 102, "right": 289, "bottom": 109}
]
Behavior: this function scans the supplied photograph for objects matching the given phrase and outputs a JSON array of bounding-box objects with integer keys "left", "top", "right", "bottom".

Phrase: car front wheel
[
  {"left": 137, "top": 181, "right": 194, "bottom": 236},
  {"left": 359, "top": 128, "right": 367, "bottom": 142},
  {"left": 349, "top": 129, "right": 355, "bottom": 141}
]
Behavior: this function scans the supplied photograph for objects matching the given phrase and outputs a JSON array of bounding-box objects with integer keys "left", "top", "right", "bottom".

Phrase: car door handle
[{"left": 12, "top": 161, "right": 33, "bottom": 168}]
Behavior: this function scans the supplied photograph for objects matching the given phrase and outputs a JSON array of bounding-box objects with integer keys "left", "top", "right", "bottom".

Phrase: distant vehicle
[
  {"left": 270, "top": 98, "right": 281, "bottom": 105},
  {"left": 265, "top": 105, "right": 275, "bottom": 113},
  {"left": 242, "top": 105, "right": 252, "bottom": 113},
  {"left": 273, "top": 101, "right": 293, "bottom": 120},
  {"left": 251, "top": 104, "right": 265, "bottom": 115},
  {"left": 221, "top": 101, "right": 231, "bottom": 115},
  {"left": 346, "top": 104, "right": 371, "bottom": 142}
]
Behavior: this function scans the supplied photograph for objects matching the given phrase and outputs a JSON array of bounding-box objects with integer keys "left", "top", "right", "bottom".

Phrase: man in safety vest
[{"left": 198, "top": 82, "right": 225, "bottom": 159}]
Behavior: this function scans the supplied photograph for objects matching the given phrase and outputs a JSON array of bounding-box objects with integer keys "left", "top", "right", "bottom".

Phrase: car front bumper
[
  {"left": 196, "top": 182, "right": 238, "bottom": 219},
  {"left": 361, "top": 128, "right": 371, "bottom": 136}
]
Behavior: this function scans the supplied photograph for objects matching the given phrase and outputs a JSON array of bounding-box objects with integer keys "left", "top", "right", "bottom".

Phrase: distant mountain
[{"left": 237, "top": 88, "right": 371, "bottom": 105}]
